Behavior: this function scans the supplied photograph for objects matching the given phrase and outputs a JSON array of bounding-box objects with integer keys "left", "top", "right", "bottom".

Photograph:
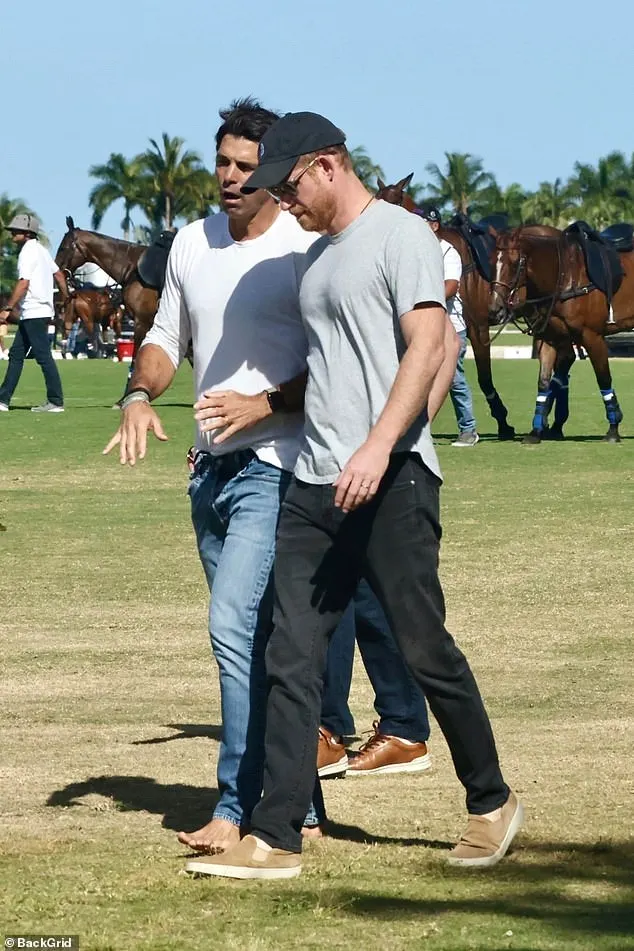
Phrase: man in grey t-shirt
[{"left": 195, "top": 111, "right": 523, "bottom": 881}]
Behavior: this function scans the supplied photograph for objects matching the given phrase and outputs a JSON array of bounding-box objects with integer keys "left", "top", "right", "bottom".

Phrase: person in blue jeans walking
[
  {"left": 420, "top": 206, "right": 479, "bottom": 447},
  {"left": 320, "top": 579, "right": 431, "bottom": 776},
  {"left": 103, "top": 98, "right": 331, "bottom": 853},
  {"left": 0, "top": 214, "right": 69, "bottom": 413}
]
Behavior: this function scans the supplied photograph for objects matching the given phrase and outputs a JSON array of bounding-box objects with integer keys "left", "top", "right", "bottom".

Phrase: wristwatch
[{"left": 265, "top": 387, "right": 287, "bottom": 413}]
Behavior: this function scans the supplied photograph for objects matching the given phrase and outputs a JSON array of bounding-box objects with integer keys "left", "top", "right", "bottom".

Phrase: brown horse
[
  {"left": 490, "top": 225, "right": 634, "bottom": 442},
  {"left": 376, "top": 174, "right": 515, "bottom": 439},
  {"left": 55, "top": 217, "right": 159, "bottom": 395},
  {"left": 58, "top": 287, "right": 124, "bottom": 346}
]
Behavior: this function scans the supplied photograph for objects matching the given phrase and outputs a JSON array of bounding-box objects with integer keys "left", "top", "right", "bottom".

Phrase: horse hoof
[
  {"left": 523, "top": 431, "right": 542, "bottom": 445},
  {"left": 543, "top": 428, "right": 564, "bottom": 441},
  {"left": 602, "top": 433, "right": 621, "bottom": 444},
  {"left": 498, "top": 427, "right": 516, "bottom": 441}
]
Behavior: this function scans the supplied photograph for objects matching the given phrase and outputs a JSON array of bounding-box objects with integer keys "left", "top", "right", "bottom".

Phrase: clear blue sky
[{"left": 4, "top": 0, "right": 634, "bottom": 250}]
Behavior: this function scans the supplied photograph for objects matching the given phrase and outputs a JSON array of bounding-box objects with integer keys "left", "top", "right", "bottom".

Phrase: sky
[{"left": 4, "top": 0, "right": 634, "bottom": 251}]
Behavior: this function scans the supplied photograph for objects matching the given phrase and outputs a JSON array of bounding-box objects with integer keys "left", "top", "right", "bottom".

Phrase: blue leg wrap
[{"left": 601, "top": 389, "right": 623, "bottom": 426}]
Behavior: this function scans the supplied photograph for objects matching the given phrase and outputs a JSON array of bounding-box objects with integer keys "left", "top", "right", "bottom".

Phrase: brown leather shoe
[
  {"left": 317, "top": 726, "right": 348, "bottom": 778},
  {"left": 347, "top": 722, "right": 431, "bottom": 776}
]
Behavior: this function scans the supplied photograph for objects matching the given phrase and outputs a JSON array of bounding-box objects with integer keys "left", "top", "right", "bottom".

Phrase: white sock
[{"left": 252, "top": 836, "right": 272, "bottom": 851}]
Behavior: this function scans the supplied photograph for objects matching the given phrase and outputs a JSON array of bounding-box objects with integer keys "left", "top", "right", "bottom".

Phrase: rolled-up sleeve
[{"left": 141, "top": 236, "right": 191, "bottom": 368}]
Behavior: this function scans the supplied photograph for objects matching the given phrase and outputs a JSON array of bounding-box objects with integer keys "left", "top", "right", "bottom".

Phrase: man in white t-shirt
[
  {"left": 103, "top": 99, "right": 335, "bottom": 855},
  {"left": 420, "top": 206, "right": 479, "bottom": 446},
  {"left": 0, "top": 214, "right": 69, "bottom": 412}
]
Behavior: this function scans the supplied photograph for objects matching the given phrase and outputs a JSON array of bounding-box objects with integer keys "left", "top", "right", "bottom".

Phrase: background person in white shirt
[
  {"left": 420, "top": 206, "right": 479, "bottom": 447},
  {"left": 0, "top": 215, "right": 69, "bottom": 412}
]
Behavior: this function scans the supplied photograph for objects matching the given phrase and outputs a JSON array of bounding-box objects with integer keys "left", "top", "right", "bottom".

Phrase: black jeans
[
  {"left": 251, "top": 454, "right": 509, "bottom": 853},
  {"left": 0, "top": 319, "right": 63, "bottom": 407},
  {"left": 322, "top": 578, "right": 431, "bottom": 742}
]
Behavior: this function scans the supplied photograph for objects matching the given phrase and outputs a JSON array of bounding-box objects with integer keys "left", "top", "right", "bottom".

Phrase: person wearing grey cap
[
  {"left": 0, "top": 214, "right": 69, "bottom": 412},
  {"left": 191, "top": 112, "right": 521, "bottom": 880}
]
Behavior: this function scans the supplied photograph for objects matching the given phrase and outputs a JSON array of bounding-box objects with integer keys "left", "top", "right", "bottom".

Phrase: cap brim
[{"left": 241, "top": 157, "right": 298, "bottom": 194}]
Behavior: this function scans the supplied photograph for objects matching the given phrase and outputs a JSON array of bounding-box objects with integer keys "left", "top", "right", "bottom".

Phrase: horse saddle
[
  {"left": 478, "top": 213, "right": 510, "bottom": 234},
  {"left": 565, "top": 220, "right": 623, "bottom": 297},
  {"left": 600, "top": 222, "right": 634, "bottom": 253},
  {"left": 136, "top": 230, "right": 177, "bottom": 293},
  {"left": 448, "top": 212, "right": 496, "bottom": 281}
]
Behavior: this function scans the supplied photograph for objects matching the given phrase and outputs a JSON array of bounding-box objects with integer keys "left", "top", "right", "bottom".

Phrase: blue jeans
[
  {"left": 322, "top": 579, "right": 430, "bottom": 742},
  {"left": 189, "top": 450, "right": 322, "bottom": 828},
  {"left": 449, "top": 330, "right": 476, "bottom": 434},
  {"left": 0, "top": 318, "right": 63, "bottom": 407}
]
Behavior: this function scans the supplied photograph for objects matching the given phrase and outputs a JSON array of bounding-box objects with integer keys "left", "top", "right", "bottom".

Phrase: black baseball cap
[
  {"left": 419, "top": 205, "right": 442, "bottom": 224},
  {"left": 241, "top": 111, "right": 346, "bottom": 193}
]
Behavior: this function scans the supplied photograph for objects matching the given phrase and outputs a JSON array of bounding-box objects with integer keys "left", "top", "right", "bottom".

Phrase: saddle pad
[
  {"left": 137, "top": 231, "right": 177, "bottom": 292},
  {"left": 448, "top": 212, "right": 495, "bottom": 281},
  {"left": 565, "top": 221, "right": 623, "bottom": 297}
]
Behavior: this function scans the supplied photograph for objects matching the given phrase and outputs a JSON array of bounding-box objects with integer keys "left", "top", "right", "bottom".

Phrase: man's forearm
[
  {"left": 368, "top": 339, "right": 445, "bottom": 451},
  {"left": 54, "top": 270, "right": 70, "bottom": 300},
  {"left": 428, "top": 318, "right": 461, "bottom": 421},
  {"left": 129, "top": 343, "right": 177, "bottom": 399},
  {"left": 276, "top": 369, "right": 308, "bottom": 410},
  {"left": 2, "top": 278, "right": 29, "bottom": 312}
]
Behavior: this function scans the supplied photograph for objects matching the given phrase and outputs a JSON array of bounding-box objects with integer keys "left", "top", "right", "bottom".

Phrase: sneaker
[
  {"left": 347, "top": 722, "right": 431, "bottom": 776},
  {"left": 31, "top": 402, "right": 64, "bottom": 413},
  {"left": 185, "top": 834, "right": 301, "bottom": 880},
  {"left": 0, "top": 402, "right": 9, "bottom": 412},
  {"left": 447, "top": 791, "right": 524, "bottom": 868},
  {"left": 452, "top": 431, "right": 479, "bottom": 447},
  {"left": 317, "top": 726, "right": 348, "bottom": 778}
]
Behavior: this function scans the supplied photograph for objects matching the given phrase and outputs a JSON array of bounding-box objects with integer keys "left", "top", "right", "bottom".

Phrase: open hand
[{"left": 103, "top": 402, "right": 168, "bottom": 466}]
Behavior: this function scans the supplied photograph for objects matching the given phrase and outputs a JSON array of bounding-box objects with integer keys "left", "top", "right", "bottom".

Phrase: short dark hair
[{"left": 215, "top": 97, "right": 281, "bottom": 149}]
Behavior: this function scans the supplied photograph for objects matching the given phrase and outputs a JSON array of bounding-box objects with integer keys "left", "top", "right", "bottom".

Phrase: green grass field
[{"left": 1, "top": 359, "right": 633, "bottom": 951}]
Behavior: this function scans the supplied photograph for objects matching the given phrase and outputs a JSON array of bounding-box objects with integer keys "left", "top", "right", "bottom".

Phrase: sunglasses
[{"left": 267, "top": 156, "right": 320, "bottom": 201}]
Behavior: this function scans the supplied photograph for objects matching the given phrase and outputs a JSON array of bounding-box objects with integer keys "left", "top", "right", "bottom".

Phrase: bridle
[{"left": 491, "top": 233, "right": 565, "bottom": 336}]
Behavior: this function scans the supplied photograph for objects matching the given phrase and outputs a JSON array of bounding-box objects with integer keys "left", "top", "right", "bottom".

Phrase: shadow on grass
[
  {"left": 132, "top": 723, "right": 223, "bottom": 745},
  {"left": 329, "top": 842, "right": 634, "bottom": 936},
  {"left": 278, "top": 841, "right": 634, "bottom": 941},
  {"left": 45, "top": 775, "right": 450, "bottom": 849},
  {"left": 46, "top": 775, "right": 219, "bottom": 832}
]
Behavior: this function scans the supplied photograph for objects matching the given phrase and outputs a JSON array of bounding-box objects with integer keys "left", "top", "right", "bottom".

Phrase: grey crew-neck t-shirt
[{"left": 295, "top": 200, "right": 446, "bottom": 485}]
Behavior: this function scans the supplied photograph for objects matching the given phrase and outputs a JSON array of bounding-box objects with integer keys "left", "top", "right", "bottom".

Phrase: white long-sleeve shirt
[{"left": 142, "top": 211, "right": 316, "bottom": 471}]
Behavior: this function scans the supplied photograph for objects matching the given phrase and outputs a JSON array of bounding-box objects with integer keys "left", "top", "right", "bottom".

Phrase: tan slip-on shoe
[
  {"left": 185, "top": 834, "right": 301, "bottom": 880},
  {"left": 347, "top": 723, "right": 431, "bottom": 775},
  {"left": 317, "top": 726, "right": 348, "bottom": 778},
  {"left": 447, "top": 791, "right": 524, "bottom": 868}
]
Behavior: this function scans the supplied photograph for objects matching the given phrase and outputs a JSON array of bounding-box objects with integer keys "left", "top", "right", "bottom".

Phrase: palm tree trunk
[{"left": 165, "top": 193, "right": 173, "bottom": 231}]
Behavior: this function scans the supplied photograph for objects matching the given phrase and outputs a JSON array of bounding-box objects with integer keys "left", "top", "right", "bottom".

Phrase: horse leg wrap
[
  {"left": 532, "top": 390, "right": 552, "bottom": 432},
  {"left": 552, "top": 375, "right": 570, "bottom": 429},
  {"left": 601, "top": 389, "right": 623, "bottom": 426}
]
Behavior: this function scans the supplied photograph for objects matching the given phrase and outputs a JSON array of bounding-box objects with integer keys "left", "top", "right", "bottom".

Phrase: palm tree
[
  {"left": 0, "top": 193, "right": 38, "bottom": 294},
  {"left": 521, "top": 179, "right": 577, "bottom": 228},
  {"left": 135, "top": 134, "right": 219, "bottom": 231},
  {"left": 424, "top": 152, "right": 497, "bottom": 216},
  {"left": 88, "top": 153, "right": 143, "bottom": 239},
  {"left": 350, "top": 146, "right": 385, "bottom": 189},
  {"left": 477, "top": 182, "right": 527, "bottom": 226},
  {"left": 568, "top": 152, "right": 632, "bottom": 229}
]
